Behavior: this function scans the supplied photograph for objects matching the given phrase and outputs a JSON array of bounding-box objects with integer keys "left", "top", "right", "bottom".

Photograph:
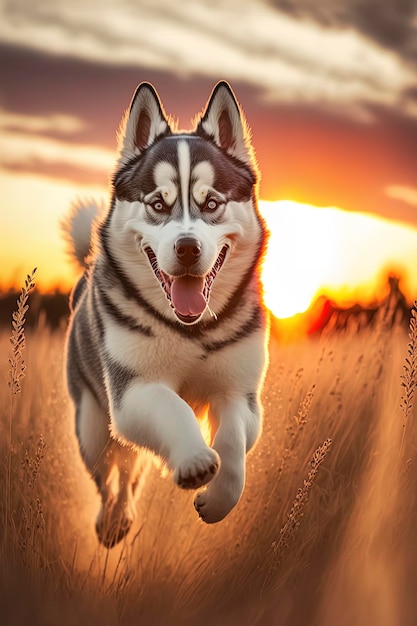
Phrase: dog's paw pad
[
  {"left": 194, "top": 480, "right": 242, "bottom": 524},
  {"left": 174, "top": 448, "right": 219, "bottom": 490},
  {"left": 194, "top": 491, "right": 228, "bottom": 524},
  {"left": 194, "top": 490, "right": 212, "bottom": 522}
]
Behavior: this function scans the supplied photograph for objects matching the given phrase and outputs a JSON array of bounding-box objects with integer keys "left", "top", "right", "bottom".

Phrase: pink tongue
[{"left": 171, "top": 276, "right": 206, "bottom": 317}]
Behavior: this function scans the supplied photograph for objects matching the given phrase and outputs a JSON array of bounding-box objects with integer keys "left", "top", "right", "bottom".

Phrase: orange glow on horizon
[
  {"left": 1, "top": 166, "right": 417, "bottom": 324},
  {"left": 259, "top": 200, "right": 417, "bottom": 320},
  {"left": 0, "top": 169, "right": 107, "bottom": 294}
]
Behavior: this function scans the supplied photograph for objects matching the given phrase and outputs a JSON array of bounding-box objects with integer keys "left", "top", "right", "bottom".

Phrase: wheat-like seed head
[
  {"left": 272, "top": 437, "right": 333, "bottom": 564},
  {"left": 295, "top": 384, "right": 316, "bottom": 426},
  {"left": 400, "top": 303, "right": 417, "bottom": 456},
  {"left": 401, "top": 304, "right": 417, "bottom": 418},
  {"left": 21, "top": 435, "right": 45, "bottom": 489},
  {"left": 8, "top": 268, "right": 37, "bottom": 395}
]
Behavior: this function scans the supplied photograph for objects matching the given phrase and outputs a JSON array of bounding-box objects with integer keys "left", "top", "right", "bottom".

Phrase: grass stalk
[
  {"left": 272, "top": 437, "right": 333, "bottom": 567},
  {"left": 6, "top": 269, "right": 37, "bottom": 545},
  {"left": 400, "top": 302, "right": 417, "bottom": 457}
]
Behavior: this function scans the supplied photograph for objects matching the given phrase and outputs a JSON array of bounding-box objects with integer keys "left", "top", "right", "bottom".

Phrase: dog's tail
[{"left": 60, "top": 198, "right": 104, "bottom": 270}]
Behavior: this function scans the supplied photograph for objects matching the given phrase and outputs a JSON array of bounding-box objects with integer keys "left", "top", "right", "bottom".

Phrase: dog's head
[{"left": 107, "top": 81, "right": 266, "bottom": 325}]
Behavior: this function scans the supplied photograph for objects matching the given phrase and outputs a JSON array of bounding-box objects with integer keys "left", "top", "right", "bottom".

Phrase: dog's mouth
[{"left": 144, "top": 245, "right": 229, "bottom": 324}]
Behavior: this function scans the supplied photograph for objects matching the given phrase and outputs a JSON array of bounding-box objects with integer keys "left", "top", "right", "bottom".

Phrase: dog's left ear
[
  {"left": 196, "top": 81, "right": 253, "bottom": 166},
  {"left": 117, "top": 82, "right": 172, "bottom": 167}
]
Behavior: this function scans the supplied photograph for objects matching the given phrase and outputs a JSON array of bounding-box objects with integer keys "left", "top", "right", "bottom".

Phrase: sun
[
  {"left": 259, "top": 200, "right": 338, "bottom": 319},
  {"left": 258, "top": 199, "right": 417, "bottom": 320}
]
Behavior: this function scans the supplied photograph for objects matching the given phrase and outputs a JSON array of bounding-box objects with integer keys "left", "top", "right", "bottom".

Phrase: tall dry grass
[{"left": 0, "top": 280, "right": 415, "bottom": 625}]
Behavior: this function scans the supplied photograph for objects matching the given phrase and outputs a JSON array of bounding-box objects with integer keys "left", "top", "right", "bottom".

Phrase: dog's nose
[{"left": 175, "top": 237, "right": 202, "bottom": 266}]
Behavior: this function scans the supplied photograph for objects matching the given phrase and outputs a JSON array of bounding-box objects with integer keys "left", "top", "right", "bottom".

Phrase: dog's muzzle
[{"left": 144, "top": 243, "right": 229, "bottom": 325}]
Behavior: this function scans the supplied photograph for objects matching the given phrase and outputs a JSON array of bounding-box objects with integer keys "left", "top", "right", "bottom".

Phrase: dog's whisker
[{"left": 206, "top": 306, "right": 218, "bottom": 320}]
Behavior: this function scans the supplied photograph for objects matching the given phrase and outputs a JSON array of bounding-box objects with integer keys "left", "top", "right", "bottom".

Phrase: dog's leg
[
  {"left": 75, "top": 385, "right": 114, "bottom": 488},
  {"left": 95, "top": 445, "right": 146, "bottom": 548},
  {"left": 110, "top": 382, "right": 220, "bottom": 489},
  {"left": 75, "top": 386, "right": 144, "bottom": 547},
  {"left": 194, "top": 393, "right": 261, "bottom": 523}
]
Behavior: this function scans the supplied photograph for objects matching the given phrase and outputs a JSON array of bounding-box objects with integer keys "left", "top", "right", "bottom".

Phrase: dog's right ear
[
  {"left": 117, "top": 82, "right": 172, "bottom": 167},
  {"left": 196, "top": 81, "right": 254, "bottom": 167}
]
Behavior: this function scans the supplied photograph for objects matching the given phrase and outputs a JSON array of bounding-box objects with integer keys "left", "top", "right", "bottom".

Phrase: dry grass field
[{"left": 0, "top": 284, "right": 416, "bottom": 625}]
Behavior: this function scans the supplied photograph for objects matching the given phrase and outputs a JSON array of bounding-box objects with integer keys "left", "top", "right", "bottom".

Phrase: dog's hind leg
[
  {"left": 75, "top": 386, "right": 144, "bottom": 547},
  {"left": 94, "top": 444, "right": 145, "bottom": 548},
  {"left": 194, "top": 394, "right": 261, "bottom": 524}
]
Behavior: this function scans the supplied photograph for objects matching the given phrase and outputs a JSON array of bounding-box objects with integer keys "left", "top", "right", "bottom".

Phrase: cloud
[
  {"left": 1, "top": 0, "right": 416, "bottom": 121},
  {"left": 0, "top": 110, "right": 86, "bottom": 134},
  {"left": 0, "top": 112, "right": 114, "bottom": 183},
  {"left": 385, "top": 185, "right": 417, "bottom": 208},
  {"left": 270, "top": 0, "right": 417, "bottom": 64}
]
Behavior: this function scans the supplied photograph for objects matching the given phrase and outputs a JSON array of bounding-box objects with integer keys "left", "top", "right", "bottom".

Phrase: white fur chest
[
  {"left": 103, "top": 318, "right": 202, "bottom": 385},
  {"left": 102, "top": 313, "right": 266, "bottom": 405}
]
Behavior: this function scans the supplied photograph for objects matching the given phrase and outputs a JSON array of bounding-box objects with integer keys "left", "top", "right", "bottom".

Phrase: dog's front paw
[
  {"left": 194, "top": 476, "right": 243, "bottom": 524},
  {"left": 173, "top": 447, "right": 220, "bottom": 490}
]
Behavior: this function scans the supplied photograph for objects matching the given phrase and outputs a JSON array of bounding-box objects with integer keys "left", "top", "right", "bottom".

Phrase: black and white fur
[{"left": 64, "top": 81, "right": 269, "bottom": 547}]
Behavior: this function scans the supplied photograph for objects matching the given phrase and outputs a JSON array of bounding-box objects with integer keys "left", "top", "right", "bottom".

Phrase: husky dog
[{"left": 64, "top": 81, "right": 269, "bottom": 547}]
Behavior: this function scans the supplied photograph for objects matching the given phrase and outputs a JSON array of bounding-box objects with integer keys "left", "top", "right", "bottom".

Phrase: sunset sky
[{"left": 1, "top": 0, "right": 417, "bottom": 318}]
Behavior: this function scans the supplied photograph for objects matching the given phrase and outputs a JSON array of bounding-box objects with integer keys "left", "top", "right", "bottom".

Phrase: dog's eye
[
  {"left": 150, "top": 198, "right": 168, "bottom": 213},
  {"left": 203, "top": 197, "right": 220, "bottom": 212}
]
